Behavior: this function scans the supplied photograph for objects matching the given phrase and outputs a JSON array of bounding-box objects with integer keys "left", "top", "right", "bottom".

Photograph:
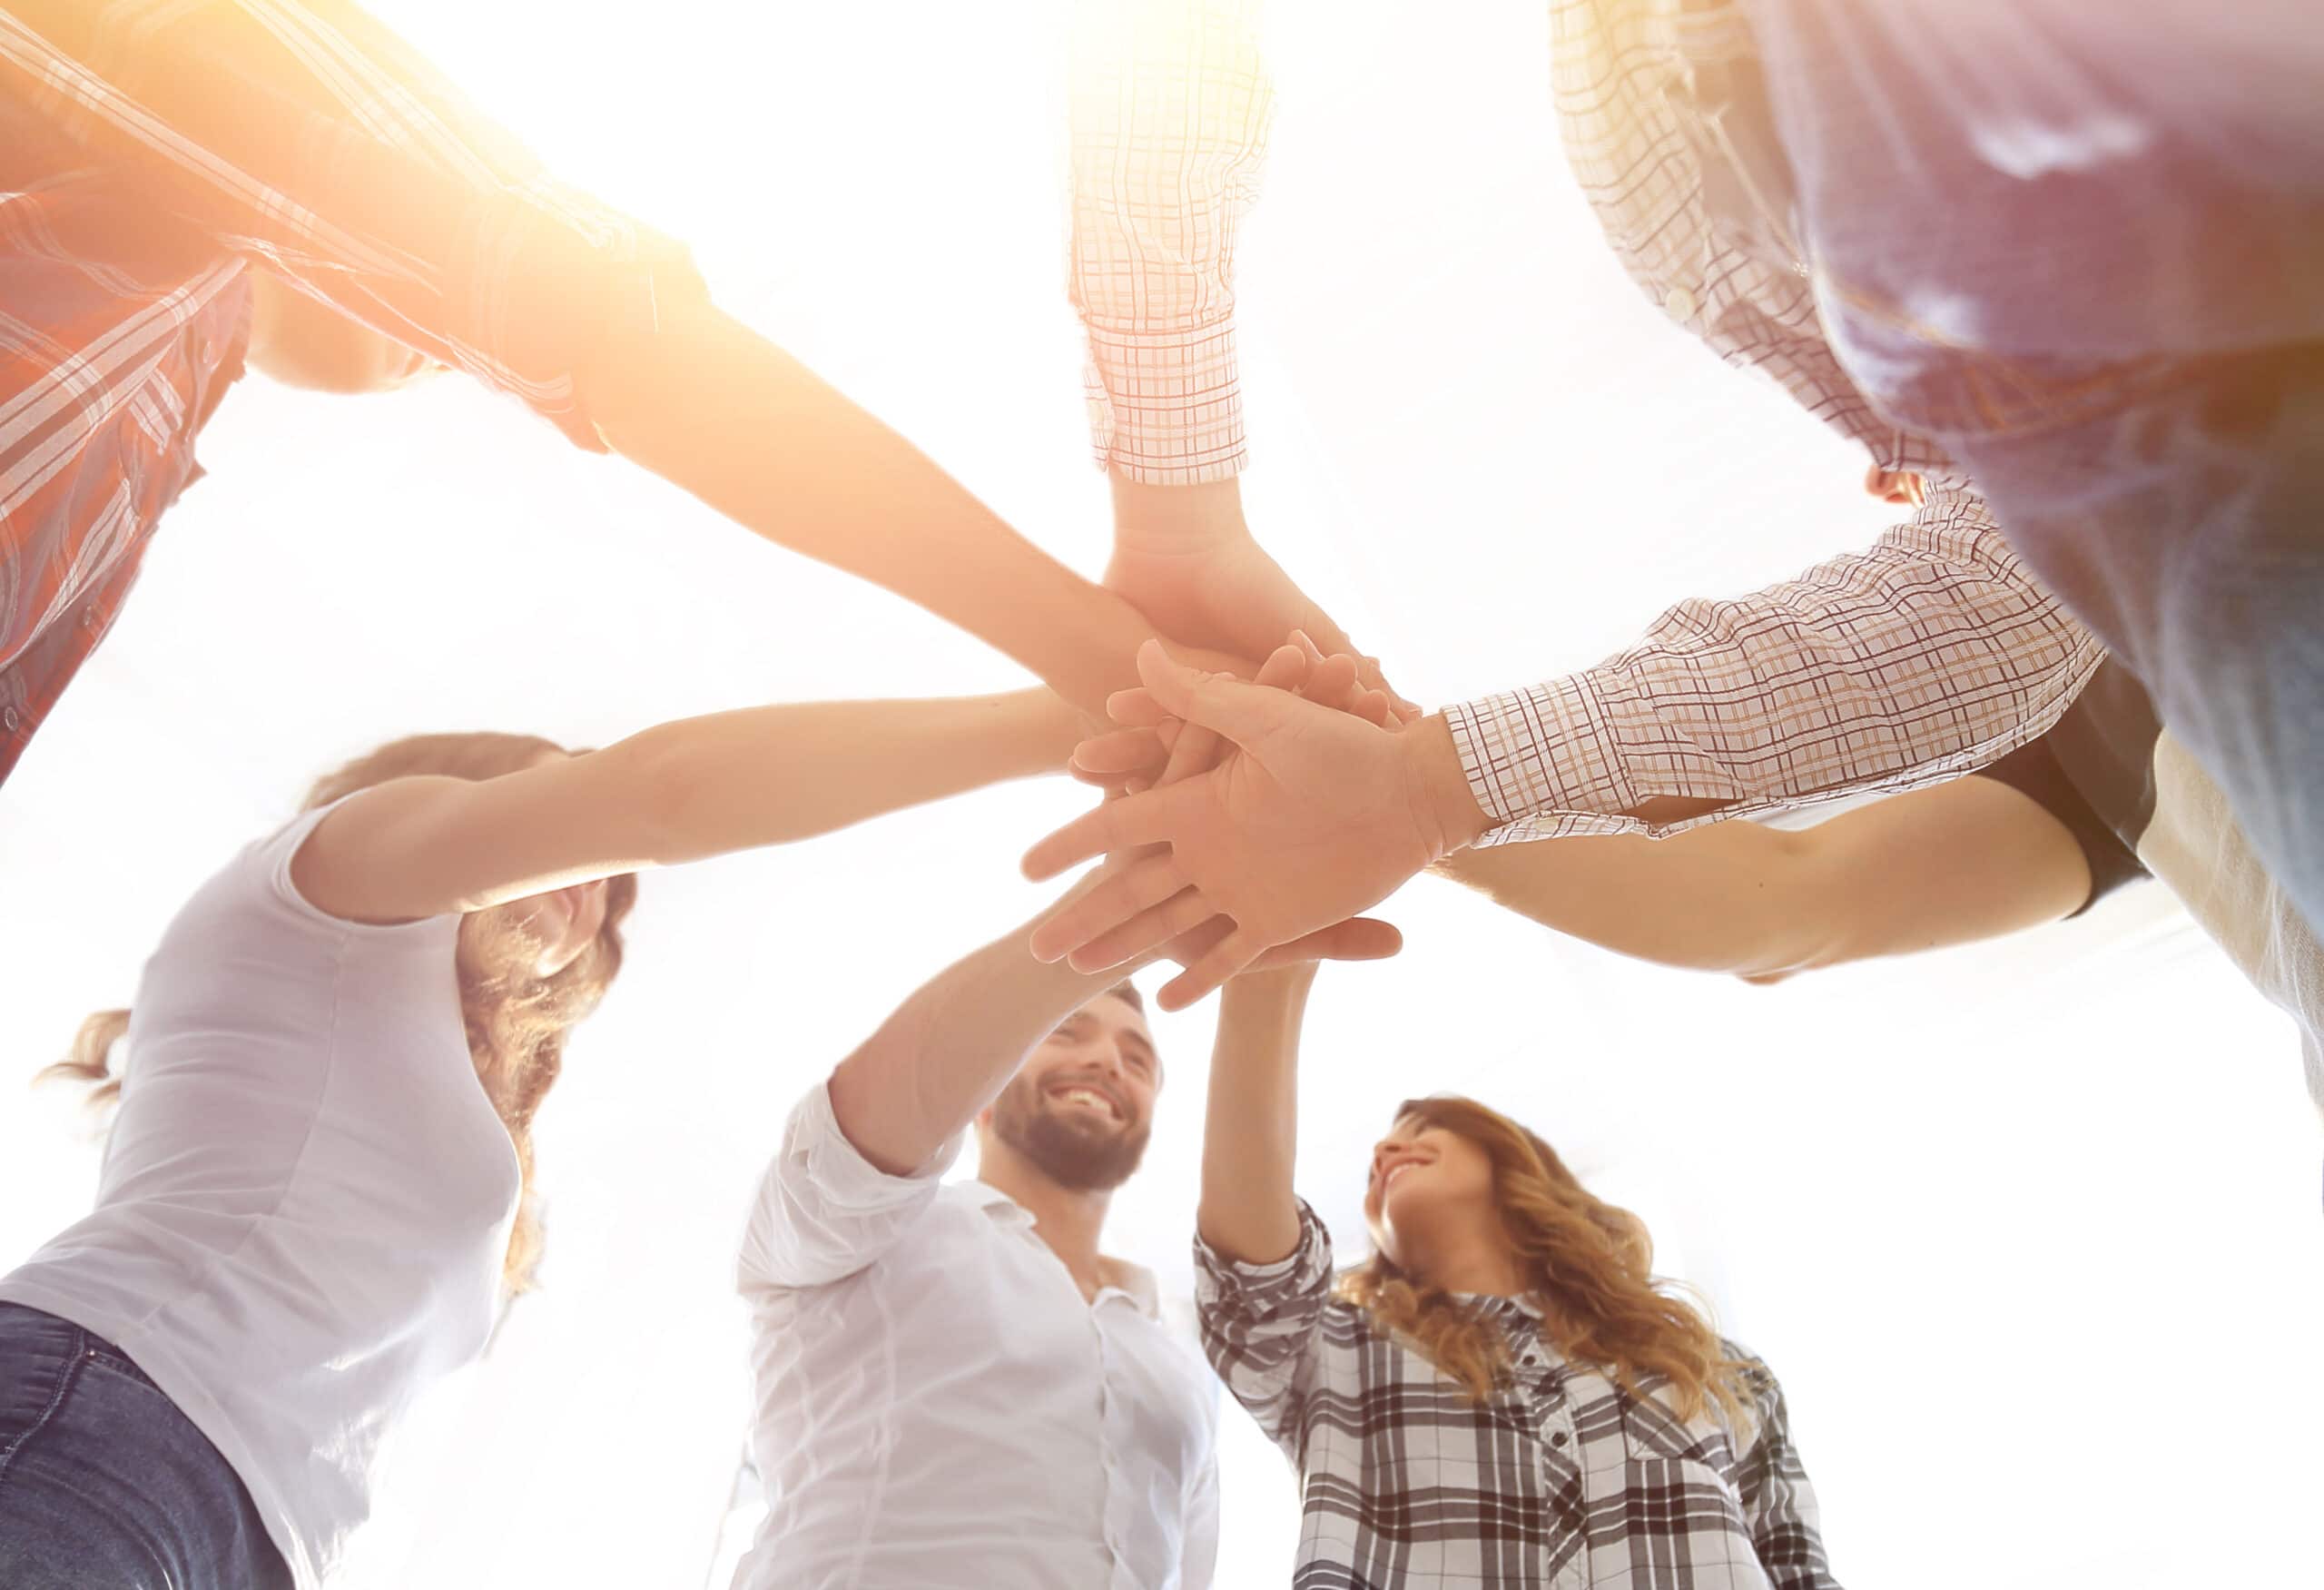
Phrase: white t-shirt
[
  {"left": 734, "top": 1080, "right": 1220, "bottom": 1590},
  {"left": 0, "top": 805, "right": 518, "bottom": 1589}
]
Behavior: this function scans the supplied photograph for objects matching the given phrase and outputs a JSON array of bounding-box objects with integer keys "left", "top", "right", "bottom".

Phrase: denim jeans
[
  {"left": 0, "top": 1302, "right": 290, "bottom": 1590},
  {"left": 1740, "top": 0, "right": 2324, "bottom": 941}
]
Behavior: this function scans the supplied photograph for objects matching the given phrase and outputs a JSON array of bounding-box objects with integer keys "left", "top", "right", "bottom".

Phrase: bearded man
[{"left": 731, "top": 917, "right": 1217, "bottom": 1590}]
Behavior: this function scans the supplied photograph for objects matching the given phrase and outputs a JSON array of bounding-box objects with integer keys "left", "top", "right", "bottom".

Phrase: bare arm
[
  {"left": 1434, "top": 773, "right": 2093, "bottom": 983},
  {"left": 295, "top": 688, "right": 1081, "bottom": 924},
  {"left": 587, "top": 301, "right": 1174, "bottom": 714},
  {"left": 0, "top": 5, "right": 1177, "bottom": 713},
  {"left": 1196, "top": 965, "right": 1317, "bottom": 1265},
  {"left": 827, "top": 903, "right": 1137, "bottom": 1177}
]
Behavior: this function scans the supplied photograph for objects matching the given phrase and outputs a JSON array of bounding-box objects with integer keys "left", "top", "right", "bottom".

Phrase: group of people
[{"left": 1, "top": 0, "right": 2315, "bottom": 1586}]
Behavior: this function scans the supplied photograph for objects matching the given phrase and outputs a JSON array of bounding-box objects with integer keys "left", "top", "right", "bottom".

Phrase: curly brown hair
[
  {"left": 42, "top": 732, "right": 638, "bottom": 1294},
  {"left": 1337, "top": 1095, "right": 1753, "bottom": 1427}
]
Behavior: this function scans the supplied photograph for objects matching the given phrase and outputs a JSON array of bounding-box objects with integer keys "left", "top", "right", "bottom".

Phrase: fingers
[
  {"left": 1303, "top": 652, "right": 1363, "bottom": 711},
  {"left": 1357, "top": 657, "right": 1424, "bottom": 724},
  {"left": 1250, "top": 916, "right": 1403, "bottom": 966},
  {"left": 1105, "top": 686, "right": 1169, "bottom": 728},
  {"left": 1252, "top": 641, "right": 1310, "bottom": 694},
  {"left": 1132, "top": 639, "right": 1295, "bottom": 747},
  {"left": 1069, "top": 887, "right": 1216, "bottom": 973},
  {"left": 1157, "top": 923, "right": 1264, "bottom": 1011},
  {"left": 1072, "top": 726, "right": 1167, "bottom": 777},
  {"left": 1021, "top": 787, "right": 1181, "bottom": 884},
  {"left": 1155, "top": 719, "right": 1220, "bottom": 785},
  {"left": 1029, "top": 853, "right": 1189, "bottom": 964}
]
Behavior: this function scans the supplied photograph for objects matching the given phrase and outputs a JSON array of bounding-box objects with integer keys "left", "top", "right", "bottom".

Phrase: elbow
[{"left": 594, "top": 727, "right": 701, "bottom": 868}]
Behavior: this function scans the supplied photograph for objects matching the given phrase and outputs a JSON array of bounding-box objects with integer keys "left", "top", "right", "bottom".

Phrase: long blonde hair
[
  {"left": 1337, "top": 1095, "right": 1753, "bottom": 1427},
  {"left": 41, "top": 733, "right": 639, "bottom": 1293}
]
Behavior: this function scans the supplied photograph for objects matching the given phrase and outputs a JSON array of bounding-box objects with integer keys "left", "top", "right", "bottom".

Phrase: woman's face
[{"left": 1363, "top": 1114, "right": 1501, "bottom": 1271}]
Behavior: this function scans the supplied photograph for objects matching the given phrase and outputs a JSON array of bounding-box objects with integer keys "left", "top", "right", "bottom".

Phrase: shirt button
[
  {"left": 1551, "top": 1429, "right": 1571, "bottom": 1448},
  {"left": 2, "top": 706, "right": 18, "bottom": 732},
  {"left": 1663, "top": 284, "right": 1699, "bottom": 321}
]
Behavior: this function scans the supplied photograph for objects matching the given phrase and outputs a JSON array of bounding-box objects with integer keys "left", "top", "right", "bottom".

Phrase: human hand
[
  {"left": 1023, "top": 641, "right": 1490, "bottom": 1009},
  {"left": 1129, "top": 639, "right": 1401, "bottom": 975},
  {"left": 1864, "top": 466, "right": 1927, "bottom": 509},
  {"left": 1107, "top": 477, "right": 1420, "bottom": 723},
  {"left": 1070, "top": 630, "right": 1394, "bottom": 793}
]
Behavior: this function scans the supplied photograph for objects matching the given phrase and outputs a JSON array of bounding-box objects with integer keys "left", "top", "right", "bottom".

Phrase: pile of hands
[{"left": 1023, "top": 520, "right": 1491, "bottom": 1011}]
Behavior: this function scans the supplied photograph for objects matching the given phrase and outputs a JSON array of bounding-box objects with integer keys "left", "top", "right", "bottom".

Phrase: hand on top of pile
[{"left": 1024, "top": 634, "right": 1486, "bottom": 1012}]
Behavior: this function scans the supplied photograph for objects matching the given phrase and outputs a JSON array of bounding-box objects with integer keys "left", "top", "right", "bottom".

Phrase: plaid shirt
[
  {"left": 1196, "top": 1203, "right": 1838, "bottom": 1589},
  {"left": 1068, "top": 0, "right": 2104, "bottom": 840},
  {"left": 0, "top": 0, "right": 702, "bottom": 783}
]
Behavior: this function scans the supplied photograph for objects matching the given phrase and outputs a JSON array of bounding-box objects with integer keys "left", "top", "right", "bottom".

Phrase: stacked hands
[{"left": 1023, "top": 632, "right": 1489, "bottom": 1011}]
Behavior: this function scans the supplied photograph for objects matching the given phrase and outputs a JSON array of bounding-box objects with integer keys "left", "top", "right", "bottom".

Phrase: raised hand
[
  {"left": 1107, "top": 477, "right": 1421, "bottom": 723},
  {"left": 1070, "top": 631, "right": 1392, "bottom": 794},
  {"left": 1023, "top": 640, "right": 1491, "bottom": 1010}
]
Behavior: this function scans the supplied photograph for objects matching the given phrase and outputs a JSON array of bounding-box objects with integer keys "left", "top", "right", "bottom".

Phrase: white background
[{"left": 3, "top": 3, "right": 2319, "bottom": 1585}]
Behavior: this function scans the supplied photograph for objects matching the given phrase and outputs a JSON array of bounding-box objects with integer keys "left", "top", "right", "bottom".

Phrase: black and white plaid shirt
[{"left": 1195, "top": 1203, "right": 1838, "bottom": 1588}]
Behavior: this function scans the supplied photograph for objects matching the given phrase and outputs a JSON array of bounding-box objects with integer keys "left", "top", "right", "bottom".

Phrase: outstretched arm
[
  {"left": 740, "top": 895, "right": 1137, "bottom": 1292},
  {"left": 1, "top": 0, "right": 1183, "bottom": 712},
  {"left": 588, "top": 299, "right": 1165, "bottom": 711},
  {"left": 1069, "top": 0, "right": 1407, "bottom": 709},
  {"left": 1196, "top": 965, "right": 1317, "bottom": 1264},
  {"left": 827, "top": 895, "right": 1137, "bottom": 1178},
  {"left": 294, "top": 688, "right": 1082, "bottom": 924},
  {"left": 1434, "top": 772, "right": 2093, "bottom": 983}
]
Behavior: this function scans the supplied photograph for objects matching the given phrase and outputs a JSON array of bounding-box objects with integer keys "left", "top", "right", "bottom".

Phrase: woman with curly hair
[
  {"left": 0, "top": 686, "right": 1093, "bottom": 1590},
  {"left": 1195, "top": 965, "right": 1841, "bottom": 1589}
]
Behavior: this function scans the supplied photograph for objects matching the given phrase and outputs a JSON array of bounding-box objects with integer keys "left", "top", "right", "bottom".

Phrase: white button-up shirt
[{"left": 732, "top": 1081, "right": 1219, "bottom": 1590}]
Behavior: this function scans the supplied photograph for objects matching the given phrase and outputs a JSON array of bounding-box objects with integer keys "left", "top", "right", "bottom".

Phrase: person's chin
[{"left": 1048, "top": 1110, "right": 1125, "bottom": 1142}]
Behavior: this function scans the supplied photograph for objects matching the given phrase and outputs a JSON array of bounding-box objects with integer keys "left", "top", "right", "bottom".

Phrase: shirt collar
[
  {"left": 961, "top": 1179, "right": 1161, "bottom": 1315},
  {"left": 1454, "top": 1289, "right": 1547, "bottom": 1322}
]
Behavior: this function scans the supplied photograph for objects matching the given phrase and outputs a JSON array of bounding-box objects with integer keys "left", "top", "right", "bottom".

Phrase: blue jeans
[
  {"left": 0, "top": 1303, "right": 290, "bottom": 1590},
  {"left": 1741, "top": 0, "right": 2324, "bottom": 941}
]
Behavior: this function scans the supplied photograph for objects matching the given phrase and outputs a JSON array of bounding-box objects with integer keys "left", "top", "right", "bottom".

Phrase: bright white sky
[{"left": 4, "top": 3, "right": 2320, "bottom": 1586}]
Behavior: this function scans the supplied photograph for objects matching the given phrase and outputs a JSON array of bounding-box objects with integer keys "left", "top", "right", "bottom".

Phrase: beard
[{"left": 990, "top": 1073, "right": 1152, "bottom": 1192}]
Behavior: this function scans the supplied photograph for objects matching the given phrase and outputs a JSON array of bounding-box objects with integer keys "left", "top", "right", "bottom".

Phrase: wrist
[
  {"left": 1399, "top": 714, "right": 1494, "bottom": 859},
  {"left": 1109, "top": 472, "right": 1250, "bottom": 554},
  {"left": 997, "top": 687, "right": 1087, "bottom": 774},
  {"left": 1034, "top": 572, "right": 1157, "bottom": 715}
]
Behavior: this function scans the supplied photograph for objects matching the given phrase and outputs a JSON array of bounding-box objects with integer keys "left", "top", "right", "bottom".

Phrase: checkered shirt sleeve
[
  {"left": 1068, "top": 0, "right": 1272, "bottom": 484},
  {"left": 1729, "top": 1353, "right": 1837, "bottom": 1589},
  {"left": 1190, "top": 1197, "right": 1334, "bottom": 1452},
  {"left": 1549, "top": 0, "right": 1950, "bottom": 479},
  {"left": 1447, "top": 484, "right": 2105, "bottom": 841},
  {"left": 0, "top": 0, "right": 705, "bottom": 450}
]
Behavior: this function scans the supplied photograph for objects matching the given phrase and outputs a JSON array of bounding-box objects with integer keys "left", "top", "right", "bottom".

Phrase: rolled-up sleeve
[
  {"left": 1192, "top": 1198, "right": 1334, "bottom": 1448},
  {"left": 736, "top": 1079, "right": 962, "bottom": 1295},
  {"left": 0, "top": 0, "right": 705, "bottom": 450},
  {"left": 1728, "top": 1345, "right": 1842, "bottom": 1590},
  {"left": 1446, "top": 486, "right": 2105, "bottom": 841},
  {"left": 1068, "top": 0, "right": 1273, "bottom": 484}
]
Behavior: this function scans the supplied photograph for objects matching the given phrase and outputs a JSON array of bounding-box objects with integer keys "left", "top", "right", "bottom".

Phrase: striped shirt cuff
[
  {"left": 1444, "top": 675, "right": 1645, "bottom": 844},
  {"left": 1082, "top": 321, "right": 1248, "bottom": 485}
]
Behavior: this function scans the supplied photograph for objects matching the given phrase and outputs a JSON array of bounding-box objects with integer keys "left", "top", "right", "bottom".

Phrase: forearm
[
  {"left": 1434, "top": 770, "right": 2094, "bottom": 983},
  {"left": 1111, "top": 473, "right": 1247, "bottom": 550},
  {"left": 828, "top": 913, "right": 1132, "bottom": 1177},
  {"left": 615, "top": 689, "right": 1080, "bottom": 868},
  {"left": 1432, "top": 825, "right": 1827, "bottom": 979},
  {"left": 1196, "top": 969, "right": 1314, "bottom": 1264},
  {"left": 593, "top": 301, "right": 1157, "bottom": 713}
]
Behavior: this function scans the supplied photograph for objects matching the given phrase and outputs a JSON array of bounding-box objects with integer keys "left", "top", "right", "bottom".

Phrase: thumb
[{"left": 1133, "top": 638, "right": 1295, "bottom": 749}]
